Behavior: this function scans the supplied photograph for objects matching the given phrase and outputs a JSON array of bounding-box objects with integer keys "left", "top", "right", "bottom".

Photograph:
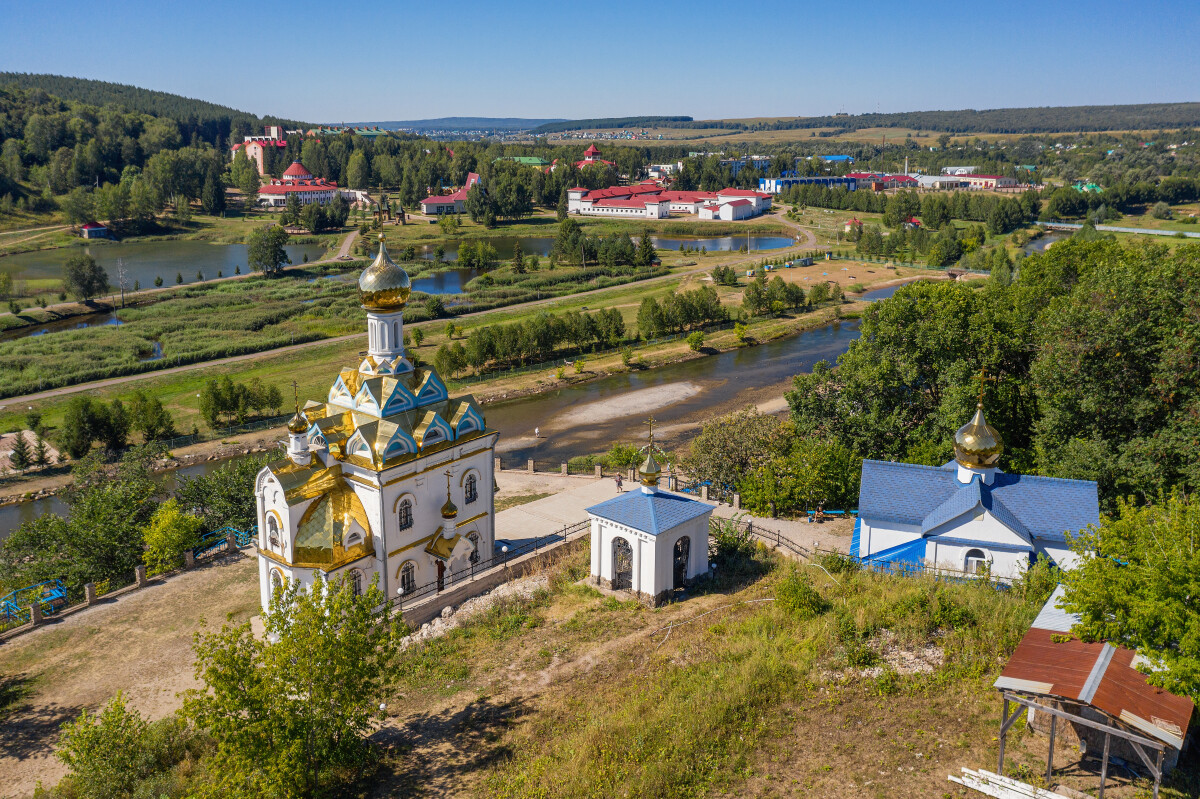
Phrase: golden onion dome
[
  {"left": 954, "top": 403, "right": 1003, "bottom": 469},
  {"left": 287, "top": 407, "right": 309, "bottom": 434},
  {"left": 440, "top": 494, "right": 458, "bottom": 520},
  {"left": 358, "top": 235, "right": 411, "bottom": 311},
  {"left": 639, "top": 449, "right": 662, "bottom": 487}
]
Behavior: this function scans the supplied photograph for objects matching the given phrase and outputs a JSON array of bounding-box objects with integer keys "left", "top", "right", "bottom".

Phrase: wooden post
[
  {"left": 1155, "top": 748, "right": 1164, "bottom": 799},
  {"left": 1046, "top": 715, "right": 1056, "bottom": 784},
  {"left": 1099, "top": 732, "right": 1111, "bottom": 798},
  {"left": 84, "top": 582, "right": 97, "bottom": 606},
  {"left": 998, "top": 697, "right": 1009, "bottom": 774},
  {"left": 135, "top": 565, "right": 148, "bottom": 588}
]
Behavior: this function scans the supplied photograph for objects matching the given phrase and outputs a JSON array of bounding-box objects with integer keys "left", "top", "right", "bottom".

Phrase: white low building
[
  {"left": 567, "top": 185, "right": 769, "bottom": 220},
  {"left": 255, "top": 236, "right": 497, "bottom": 611},
  {"left": 916, "top": 174, "right": 968, "bottom": 190},
  {"left": 585, "top": 440, "right": 713, "bottom": 605},
  {"left": 852, "top": 402, "right": 1098, "bottom": 579}
]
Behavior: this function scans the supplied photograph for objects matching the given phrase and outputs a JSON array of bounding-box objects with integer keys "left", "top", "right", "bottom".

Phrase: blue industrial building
[{"left": 759, "top": 175, "right": 858, "bottom": 194}]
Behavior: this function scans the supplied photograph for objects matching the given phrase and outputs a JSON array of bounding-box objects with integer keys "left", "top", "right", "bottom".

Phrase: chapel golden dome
[
  {"left": 358, "top": 235, "right": 411, "bottom": 311},
  {"left": 440, "top": 472, "right": 458, "bottom": 519},
  {"left": 954, "top": 403, "right": 1003, "bottom": 469},
  {"left": 287, "top": 407, "right": 309, "bottom": 434},
  {"left": 639, "top": 448, "right": 662, "bottom": 487}
]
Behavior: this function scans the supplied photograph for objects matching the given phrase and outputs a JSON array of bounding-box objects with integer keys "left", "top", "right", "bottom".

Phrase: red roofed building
[
  {"left": 565, "top": 182, "right": 769, "bottom": 220},
  {"left": 257, "top": 160, "right": 350, "bottom": 208},
  {"left": 232, "top": 139, "right": 288, "bottom": 175},
  {"left": 80, "top": 221, "right": 109, "bottom": 239},
  {"left": 419, "top": 173, "right": 481, "bottom": 215},
  {"left": 573, "top": 143, "right": 616, "bottom": 171},
  {"left": 962, "top": 174, "right": 1018, "bottom": 190}
]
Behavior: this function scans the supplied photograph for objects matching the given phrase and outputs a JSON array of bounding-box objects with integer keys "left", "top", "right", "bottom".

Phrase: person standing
[{"left": 534, "top": 427, "right": 540, "bottom": 439}]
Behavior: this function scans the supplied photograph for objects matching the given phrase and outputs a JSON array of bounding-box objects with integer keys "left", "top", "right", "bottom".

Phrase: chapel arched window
[
  {"left": 465, "top": 474, "right": 478, "bottom": 504},
  {"left": 398, "top": 499, "right": 413, "bottom": 530}
]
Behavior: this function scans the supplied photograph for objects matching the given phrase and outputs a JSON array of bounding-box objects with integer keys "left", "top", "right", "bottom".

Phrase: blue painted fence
[{"left": 0, "top": 579, "right": 68, "bottom": 625}]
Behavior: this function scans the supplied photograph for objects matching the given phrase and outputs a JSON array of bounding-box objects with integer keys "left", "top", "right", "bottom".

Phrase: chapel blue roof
[
  {"left": 857, "top": 459, "right": 1099, "bottom": 543},
  {"left": 586, "top": 489, "right": 714, "bottom": 536}
]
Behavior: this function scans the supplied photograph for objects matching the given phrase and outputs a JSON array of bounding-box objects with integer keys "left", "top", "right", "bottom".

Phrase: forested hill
[
  {"left": 0, "top": 73, "right": 307, "bottom": 137},
  {"left": 540, "top": 104, "right": 1200, "bottom": 135},
  {"left": 532, "top": 116, "right": 693, "bottom": 134}
]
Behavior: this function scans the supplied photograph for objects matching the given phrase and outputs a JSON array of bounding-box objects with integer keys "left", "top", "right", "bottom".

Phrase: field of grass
[{"left": 368, "top": 540, "right": 1199, "bottom": 798}]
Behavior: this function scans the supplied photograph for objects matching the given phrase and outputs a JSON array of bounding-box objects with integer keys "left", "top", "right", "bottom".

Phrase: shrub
[
  {"left": 143, "top": 499, "right": 204, "bottom": 575},
  {"left": 1151, "top": 201, "right": 1173, "bottom": 220},
  {"left": 686, "top": 331, "right": 704, "bottom": 351},
  {"left": 606, "top": 442, "right": 642, "bottom": 469},
  {"left": 775, "top": 567, "right": 829, "bottom": 619}
]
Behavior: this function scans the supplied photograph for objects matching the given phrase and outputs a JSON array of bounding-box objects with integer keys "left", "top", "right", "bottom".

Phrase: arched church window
[
  {"left": 398, "top": 499, "right": 413, "bottom": 530},
  {"left": 270, "top": 570, "right": 283, "bottom": 594},
  {"left": 267, "top": 515, "right": 280, "bottom": 548},
  {"left": 965, "top": 548, "right": 988, "bottom": 575},
  {"left": 468, "top": 532, "right": 480, "bottom": 564},
  {"left": 465, "top": 474, "right": 478, "bottom": 504},
  {"left": 399, "top": 561, "right": 416, "bottom": 594},
  {"left": 349, "top": 570, "right": 363, "bottom": 597}
]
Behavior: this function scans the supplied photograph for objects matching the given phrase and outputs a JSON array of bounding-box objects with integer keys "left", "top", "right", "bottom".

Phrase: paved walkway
[{"left": 491, "top": 470, "right": 853, "bottom": 556}]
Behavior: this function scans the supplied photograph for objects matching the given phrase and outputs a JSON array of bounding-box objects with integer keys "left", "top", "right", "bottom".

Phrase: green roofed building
[{"left": 494, "top": 156, "right": 551, "bottom": 167}]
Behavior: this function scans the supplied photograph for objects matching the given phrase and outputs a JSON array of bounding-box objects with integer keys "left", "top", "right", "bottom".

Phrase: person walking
[
  {"left": 615, "top": 473, "right": 623, "bottom": 492},
  {"left": 534, "top": 426, "right": 540, "bottom": 439}
]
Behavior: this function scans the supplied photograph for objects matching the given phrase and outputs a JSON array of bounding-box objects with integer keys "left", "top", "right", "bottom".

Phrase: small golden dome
[
  {"left": 954, "top": 403, "right": 1003, "bottom": 469},
  {"left": 639, "top": 449, "right": 662, "bottom": 487},
  {"left": 358, "top": 235, "right": 411, "bottom": 311},
  {"left": 287, "top": 407, "right": 309, "bottom": 434},
  {"left": 440, "top": 495, "right": 458, "bottom": 520}
]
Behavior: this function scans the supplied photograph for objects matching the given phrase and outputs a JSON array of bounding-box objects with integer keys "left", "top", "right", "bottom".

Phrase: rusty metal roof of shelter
[{"left": 994, "top": 586, "right": 1193, "bottom": 750}]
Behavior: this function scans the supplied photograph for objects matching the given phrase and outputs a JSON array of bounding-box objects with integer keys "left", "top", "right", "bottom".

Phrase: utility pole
[{"left": 116, "top": 258, "right": 127, "bottom": 308}]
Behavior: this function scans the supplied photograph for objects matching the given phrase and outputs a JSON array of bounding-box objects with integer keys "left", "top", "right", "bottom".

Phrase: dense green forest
[
  {"left": 0, "top": 72, "right": 306, "bottom": 140},
  {"left": 787, "top": 239, "right": 1200, "bottom": 510}
]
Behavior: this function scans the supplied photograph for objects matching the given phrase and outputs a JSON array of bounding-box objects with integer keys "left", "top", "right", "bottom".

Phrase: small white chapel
[
  {"left": 585, "top": 430, "right": 713, "bottom": 605},
  {"left": 253, "top": 236, "right": 498, "bottom": 611},
  {"left": 854, "top": 400, "right": 1099, "bottom": 579}
]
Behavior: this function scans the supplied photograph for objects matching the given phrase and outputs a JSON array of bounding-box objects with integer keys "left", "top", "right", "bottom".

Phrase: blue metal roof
[
  {"left": 858, "top": 459, "right": 1098, "bottom": 543},
  {"left": 586, "top": 489, "right": 714, "bottom": 536}
]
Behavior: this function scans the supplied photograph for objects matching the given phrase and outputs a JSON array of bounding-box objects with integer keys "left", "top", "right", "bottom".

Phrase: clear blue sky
[{"left": 2, "top": 0, "right": 1197, "bottom": 123}]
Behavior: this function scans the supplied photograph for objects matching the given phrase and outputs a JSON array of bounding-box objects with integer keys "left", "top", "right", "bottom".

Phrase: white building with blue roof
[
  {"left": 853, "top": 402, "right": 1099, "bottom": 579},
  {"left": 586, "top": 435, "right": 713, "bottom": 605}
]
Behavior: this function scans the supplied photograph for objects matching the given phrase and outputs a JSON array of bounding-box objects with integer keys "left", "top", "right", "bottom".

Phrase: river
[{"left": 0, "top": 283, "right": 909, "bottom": 539}]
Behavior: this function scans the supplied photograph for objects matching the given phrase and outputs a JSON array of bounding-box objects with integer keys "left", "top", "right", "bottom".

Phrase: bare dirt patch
[{"left": 0, "top": 553, "right": 259, "bottom": 798}]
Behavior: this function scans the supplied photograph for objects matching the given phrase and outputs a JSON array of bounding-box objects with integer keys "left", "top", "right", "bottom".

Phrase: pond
[{"left": 0, "top": 240, "right": 328, "bottom": 291}]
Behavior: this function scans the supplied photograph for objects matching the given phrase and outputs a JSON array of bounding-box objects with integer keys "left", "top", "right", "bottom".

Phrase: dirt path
[
  {"left": 0, "top": 227, "right": 822, "bottom": 409},
  {"left": 771, "top": 207, "right": 823, "bottom": 249},
  {"left": 0, "top": 552, "right": 259, "bottom": 798},
  {"left": 0, "top": 224, "right": 70, "bottom": 238}
]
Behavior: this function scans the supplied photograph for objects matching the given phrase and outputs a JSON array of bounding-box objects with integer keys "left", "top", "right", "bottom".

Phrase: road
[{"left": 0, "top": 215, "right": 817, "bottom": 409}]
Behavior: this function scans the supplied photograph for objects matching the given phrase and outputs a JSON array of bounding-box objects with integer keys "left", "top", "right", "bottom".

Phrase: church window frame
[
  {"left": 266, "top": 513, "right": 280, "bottom": 548},
  {"left": 270, "top": 568, "right": 284, "bottom": 595},
  {"left": 467, "top": 532, "right": 480, "bottom": 564},
  {"left": 964, "top": 548, "right": 989, "bottom": 575},
  {"left": 398, "top": 498, "right": 414, "bottom": 530},
  {"left": 465, "top": 474, "right": 478, "bottom": 504},
  {"left": 348, "top": 569, "right": 363, "bottom": 597},
  {"left": 398, "top": 560, "right": 416, "bottom": 594}
]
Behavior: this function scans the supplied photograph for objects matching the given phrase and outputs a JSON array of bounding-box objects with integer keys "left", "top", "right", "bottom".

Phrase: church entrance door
[
  {"left": 673, "top": 536, "right": 690, "bottom": 589},
  {"left": 612, "top": 538, "right": 633, "bottom": 591},
  {"left": 436, "top": 561, "right": 445, "bottom": 592}
]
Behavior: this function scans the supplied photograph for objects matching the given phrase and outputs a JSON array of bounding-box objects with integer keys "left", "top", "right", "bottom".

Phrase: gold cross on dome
[
  {"left": 643, "top": 415, "right": 657, "bottom": 446},
  {"left": 291, "top": 380, "right": 300, "bottom": 411},
  {"left": 972, "top": 368, "right": 997, "bottom": 406}
]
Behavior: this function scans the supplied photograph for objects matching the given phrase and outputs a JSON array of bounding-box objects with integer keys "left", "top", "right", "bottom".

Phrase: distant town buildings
[
  {"left": 846, "top": 172, "right": 918, "bottom": 191},
  {"left": 960, "top": 174, "right": 1018, "bottom": 190},
  {"left": 916, "top": 174, "right": 968, "bottom": 190},
  {"left": 232, "top": 139, "right": 288, "bottom": 175},
  {"left": 567, "top": 185, "right": 772, "bottom": 220},
  {"left": 419, "top": 173, "right": 481, "bottom": 215},
  {"left": 940, "top": 165, "right": 978, "bottom": 175},
  {"left": 758, "top": 175, "right": 858, "bottom": 194}
]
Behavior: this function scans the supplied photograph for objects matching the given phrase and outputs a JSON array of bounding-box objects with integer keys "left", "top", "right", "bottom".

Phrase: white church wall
[
  {"left": 1038, "top": 543, "right": 1079, "bottom": 571},
  {"left": 926, "top": 539, "right": 1029, "bottom": 578},
  {"left": 925, "top": 508, "right": 1031, "bottom": 550},
  {"left": 860, "top": 519, "right": 922, "bottom": 557}
]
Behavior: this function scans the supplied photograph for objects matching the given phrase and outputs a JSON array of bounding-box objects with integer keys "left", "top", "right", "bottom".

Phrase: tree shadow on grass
[
  {"left": 0, "top": 674, "right": 81, "bottom": 761},
  {"left": 367, "top": 694, "right": 529, "bottom": 797}
]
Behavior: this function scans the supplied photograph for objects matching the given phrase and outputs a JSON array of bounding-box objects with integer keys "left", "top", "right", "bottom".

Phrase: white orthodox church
[
  {"left": 586, "top": 436, "right": 713, "bottom": 605},
  {"left": 854, "top": 401, "right": 1099, "bottom": 579},
  {"left": 254, "top": 236, "right": 497, "bottom": 610}
]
